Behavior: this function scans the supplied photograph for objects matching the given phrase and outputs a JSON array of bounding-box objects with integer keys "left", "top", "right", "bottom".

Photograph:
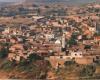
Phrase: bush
[
  {"left": 64, "top": 60, "right": 75, "bottom": 66},
  {"left": 68, "top": 38, "right": 77, "bottom": 47},
  {"left": 19, "top": 58, "right": 29, "bottom": 66},
  {"left": 80, "top": 65, "right": 96, "bottom": 77},
  {"left": 27, "top": 54, "right": 43, "bottom": 62},
  {"left": 0, "top": 60, "right": 16, "bottom": 71},
  {"left": 0, "top": 47, "right": 8, "bottom": 58}
]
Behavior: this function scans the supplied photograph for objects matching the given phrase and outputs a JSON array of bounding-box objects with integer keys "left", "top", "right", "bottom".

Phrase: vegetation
[
  {"left": 0, "top": 47, "right": 8, "bottom": 58},
  {"left": 67, "top": 38, "right": 77, "bottom": 47},
  {"left": 64, "top": 60, "right": 75, "bottom": 66},
  {"left": 94, "top": 32, "right": 100, "bottom": 36},
  {"left": 0, "top": 58, "right": 50, "bottom": 79},
  {"left": 80, "top": 65, "right": 96, "bottom": 77},
  {"left": 27, "top": 53, "right": 43, "bottom": 62},
  {"left": 0, "top": 60, "right": 16, "bottom": 71}
]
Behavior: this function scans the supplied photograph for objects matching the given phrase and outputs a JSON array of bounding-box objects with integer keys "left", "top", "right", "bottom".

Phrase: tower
[{"left": 61, "top": 33, "right": 66, "bottom": 50}]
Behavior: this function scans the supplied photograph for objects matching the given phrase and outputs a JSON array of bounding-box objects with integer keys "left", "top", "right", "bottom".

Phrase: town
[{"left": 0, "top": 2, "right": 100, "bottom": 79}]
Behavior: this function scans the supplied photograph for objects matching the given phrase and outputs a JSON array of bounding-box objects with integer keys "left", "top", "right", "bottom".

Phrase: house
[
  {"left": 10, "top": 38, "right": 17, "bottom": 44},
  {"left": 94, "top": 36, "right": 100, "bottom": 42},
  {"left": 32, "top": 16, "right": 44, "bottom": 21},
  {"left": 2, "top": 27, "right": 10, "bottom": 34},
  {"left": 8, "top": 53, "right": 22, "bottom": 62},
  {"left": 77, "top": 35, "right": 82, "bottom": 40},
  {"left": 8, "top": 53, "right": 16, "bottom": 61},
  {"left": 70, "top": 51, "right": 83, "bottom": 58},
  {"left": 45, "top": 34, "right": 54, "bottom": 40},
  {"left": 89, "top": 27, "right": 96, "bottom": 33},
  {"left": 83, "top": 40, "right": 94, "bottom": 45},
  {"left": 75, "top": 57, "right": 93, "bottom": 65},
  {"left": 10, "top": 44, "right": 24, "bottom": 50},
  {"left": 49, "top": 56, "right": 71, "bottom": 69},
  {"left": 55, "top": 39, "right": 62, "bottom": 52},
  {"left": 94, "top": 36, "right": 100, "bottom": 45},
  {"left": 55, "top": 39, "right": 61, "bottom": 44},
  {"left": 8, "top": 43, "right": 32, "bottom": 62}
]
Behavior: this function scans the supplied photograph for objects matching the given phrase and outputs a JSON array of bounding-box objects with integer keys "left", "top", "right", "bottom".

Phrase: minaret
[
  {"left": 20, "top": 25, "right": 22, "bottom": 31},
  {"left": 5, "top": 26, "right": 10, "bottom": 34},
  {"left": 61, "top": 33, "right": 66, "bottom": 49},
  {"left": 8, "top": 27, "right": 10, "bottom": 33},
  {"left": 7, "top": 26, "right": 11, "bottom": 38},
  {"left": 95, "top": 22, "right": 97, "bottom": 33}
]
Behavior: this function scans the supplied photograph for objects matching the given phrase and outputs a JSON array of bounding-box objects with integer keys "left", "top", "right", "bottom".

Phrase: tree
[
  {"left": 84, "top": 45, "right": 91, "bottom": 50},
  {"left": 45, "top": 5, "right": 50, "bottom": 8},
  {"left": 80, "top": 65, "right": 96, "bottom": 77},
  {"left": 94, "top": 32, "right": 100, "bottom": 36},
  {"left": 64, "top": 60, "right": 75, "bottom": 66},
  {"left": 0, "top": 47, "right": 8, "bottom": 58},
  {"left": 28, "top": 54, "right": 43, "bottom": 62},
  {"left": 32, "top": 4, "right": 38, "bottom": 7},
  {"left": 68, "top": 38, "right": 77, "bottom": 47}
]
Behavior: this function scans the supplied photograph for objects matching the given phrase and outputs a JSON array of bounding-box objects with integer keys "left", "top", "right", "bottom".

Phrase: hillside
[
  {"left": 24, "top": 0, "right": 100, "bottom": 4},
  {"left": 0, "top": 0, "right": 100, "bottom": 7},
  {"left": 0, "top": 2, "right": 14, "bottom": 7}
]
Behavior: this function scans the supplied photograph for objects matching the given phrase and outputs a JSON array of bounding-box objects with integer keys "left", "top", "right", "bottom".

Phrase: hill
[{"left": 24, "top": 0, "right": 100, "bottom": 4}]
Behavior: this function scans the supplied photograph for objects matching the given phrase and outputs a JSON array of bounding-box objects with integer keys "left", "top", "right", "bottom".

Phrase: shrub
[
  {"left": 28, "top": 54, "right": 43, "bottom": 62},
  {"left": 0, "top": 47, "right": 8, "bottom": 58},
  {"left": 80, "top": 65, "right": 96, "bottom": 77},
  {"left": 64, "top": 60, "right": 75, "bottom": 66},
  {"left": 0, "top": 60, "right": 16, "bottom": 71}
]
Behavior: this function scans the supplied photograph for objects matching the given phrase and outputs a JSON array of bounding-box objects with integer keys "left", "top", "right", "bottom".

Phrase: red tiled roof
[{"left": 94, "top": 36, "right": 100, "bottom": 40}]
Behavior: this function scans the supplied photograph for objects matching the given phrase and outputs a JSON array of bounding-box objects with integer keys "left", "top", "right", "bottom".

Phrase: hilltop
[
  {"left": 0, "top": 0, "right": 100, "bottom": 7},
  {"left": 24, "top": 0, "right": 100, "bottom": 4}
]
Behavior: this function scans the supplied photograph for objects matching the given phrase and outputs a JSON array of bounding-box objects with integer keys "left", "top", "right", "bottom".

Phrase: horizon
[
  {"left": 0, "top": 0, "right": 25, "bottom": 2},
  {"left": 0, "top": 0, "right": 99, "bottom": 2}
]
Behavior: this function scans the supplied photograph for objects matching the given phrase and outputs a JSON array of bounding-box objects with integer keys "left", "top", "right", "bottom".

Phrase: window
[
  {"left": 75, "top": 54, "right": 77, "bottom": 56},
  {"left": 60, "top": 56, "right": 63, "bottom": 59}
]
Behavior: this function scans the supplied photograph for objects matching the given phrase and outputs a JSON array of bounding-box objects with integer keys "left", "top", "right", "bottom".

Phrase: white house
[
  {"left": 55, "top": 39, "right": 62, "bottom": 52},
  {"left": 3, "top": 27, "right": 10, "bottom": 34},
  {"left": 45, "top": 34, "right": 54, "bottom": 40},
  {"left": 55, "top": 39, "right": 61, "bottom": 44},
  {"left": 89, "top": 27, "right": 96, "bottom": 33},
  {"left": 70, "top": 51, "right": 83, "bottom": 58}
]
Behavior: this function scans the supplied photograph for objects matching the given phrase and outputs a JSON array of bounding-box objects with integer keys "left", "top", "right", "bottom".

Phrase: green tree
[
  {"left": 28, "top": 54, "right": 43, "bottom": 62},
  {"left": 80, "top": 65, "right": 96, "bottom": 77},
  {"left": 68, "top": 38, "right": 77, "bottom": 47},
  {"left": 0, "top": 47, "right": 8, "bottom": 58}
]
